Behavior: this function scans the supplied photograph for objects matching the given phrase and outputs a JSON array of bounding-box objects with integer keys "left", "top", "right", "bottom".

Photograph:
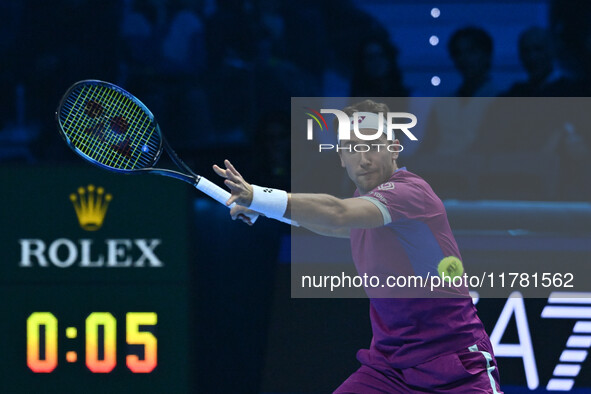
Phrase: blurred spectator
[
  {"left": 556, "top": 121, "right": 591, "bottom": 200},
  {"left": 502, "top": 27, "right": 563, "bottom": 97},
  {"left": 321, "top": 0, "right": 388, "bottom": 80},
  {"left": 548, "top": 0, "right": 591, "bottom": 96},
  {"left": 350, "top": 36, "right": 409, "bottom": 98},
  {"left": 475, "top": 27, "right": 565, "bottom": 154},
  {"left": 348, "top": 36, "right": 409, "bottom": 159},
  {"left": 202, "top": 0, "right": 259, "bottom": 141},
  {"left": 547, "top": 0, "right": 591, "bottom": 199},
  {"left": 120, "top": 0, "right": 209, "bottom": 148},
  {"left": 250, "top": 111, "right": 291, "bottom": 192},
  {"left": 19, "top": 0, "right": 123, "bottom": 162},
  {"left": 470, "top": 20, "right": 590, "bottom": 200},
  {"left": 205, "top": 0, "right": 259, "bottom": 72},
  {"left": 161, "top": 0, "right": 206, "bottom": 75},
  {"left": 120, "top": 0, "right": 165, "bottom": 82},
  {"left": 448, "top": 26, "right": 499, "bottom": 97},
  {"left": 408, "top": 27, "right": 500, "bottom": 199},
  {"left": 253, "top": 1, "right": 320, "bottom": 115},
  {"left": 156, "top": 0, "right": 209, "bottom": 148},
  {"left": 280, "top": 1, "right": 327, "bottom": 83},
  {"left": 121, "top": 0, "right": 206, "bottom": 76},
  {"left": 0, "top": 2, "right": 36, "bottom": 163},
  {"left": 417, "top": 27, "right": 499, "bottom": 156}
]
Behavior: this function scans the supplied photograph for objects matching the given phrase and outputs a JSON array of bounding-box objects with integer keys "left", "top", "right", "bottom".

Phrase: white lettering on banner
[
  {"left": 488, "top": 292, "right": 539, "bottom": 390},
  {"left": 541, "top": 292, "right": 591, "bottom": 391},
  {"left": 19, "top": 239, "right": 48, "bottom": 266},
  {"left": 106, "top": 239, "right": 133, "bottom": 267},
  {"left": 471, "top": 291, "right": 591, "bottom": 391},
  {"left": 18, "top": 238, "right": 163, "bottom": 267},
  {"left": 80, "top": 239, "right": 104, "bottom": 267},
  {"left": 133, "top": 239, "right": 162, "bottom": 267},
  {"left": 48, "top": 239, "right": 78, "bottom": 267}
]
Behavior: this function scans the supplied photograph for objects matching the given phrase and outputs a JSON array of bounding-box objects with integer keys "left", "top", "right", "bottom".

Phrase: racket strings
[
  {"left": 75, "top": 86, "right": 126, "bottom": 166},
  {"left": 61, "top": 84, "right": 133, "bottom": 167},
  {"left": 59, "top": 83, "right": 161, "bottom": 170},
  {"left": 87, "top": 86, "right": 151, "bottom": 168},
  {"left": 63, "top": 85, "right": 115, "bottom": 158}
]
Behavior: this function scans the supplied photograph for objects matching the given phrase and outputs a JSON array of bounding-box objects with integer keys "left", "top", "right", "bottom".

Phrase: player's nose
[{"left": 359, "top": 152, "right": 372, "bottom": 167}]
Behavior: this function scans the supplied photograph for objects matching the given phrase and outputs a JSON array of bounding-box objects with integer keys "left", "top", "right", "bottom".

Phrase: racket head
[{"left": 56, "top": 80, "right": 164, "bottom": 173}]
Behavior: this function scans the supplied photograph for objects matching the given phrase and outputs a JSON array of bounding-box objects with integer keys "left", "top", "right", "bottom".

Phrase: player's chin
[
  {"left": 357, "top": 180, "right": 376, "bottom": 193},
  {"left": 357, "top": 175, "right": 378, "bottom": 188}
]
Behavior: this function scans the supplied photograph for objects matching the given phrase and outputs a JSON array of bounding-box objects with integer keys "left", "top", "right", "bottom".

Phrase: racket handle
[{"left": 195, "top": 177, "right": 259, "bottom": 223}]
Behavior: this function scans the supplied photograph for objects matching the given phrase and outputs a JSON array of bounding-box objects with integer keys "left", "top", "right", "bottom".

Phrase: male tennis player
[{"left": 213, "top": 100, "right": 502, "bottom": 393}]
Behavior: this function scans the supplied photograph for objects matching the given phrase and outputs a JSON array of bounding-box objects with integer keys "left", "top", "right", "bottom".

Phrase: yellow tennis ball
[{"left": 438, "top": 256, "right": 464, "bottom": 281}]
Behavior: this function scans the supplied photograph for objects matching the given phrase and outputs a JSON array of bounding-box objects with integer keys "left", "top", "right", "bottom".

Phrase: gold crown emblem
[{"left": 70, "top": 184, "right": 112, "bottom": 231}]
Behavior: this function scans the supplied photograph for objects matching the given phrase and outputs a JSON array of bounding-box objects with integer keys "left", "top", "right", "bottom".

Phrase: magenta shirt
[{"left": 350, "top": 169, "right": 487, "bottom": 369}]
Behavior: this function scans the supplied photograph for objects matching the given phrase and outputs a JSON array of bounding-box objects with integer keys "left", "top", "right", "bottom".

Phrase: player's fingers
[
  {"left": 223, "top": 164, "right": 242, "bottom": 183},
  {"left": 225, "top": 159, "right": 242, "bottom": 178},
  {"left": 213, "top": 164, "right": 227, "bottom": 178},
  {"left": 229, "top": 205, "right": 240, "bottom": 216},
  {"left": 224, "top": 178, "right": 241, "bottom": 191},
  {"left": 224, "top": 169, "right": 240, "bottom": 182},
  {"left": 237, "top": 213, "right": 253, "bottom": 226},
  {"left": 230, "top": 206, "right": 242, "bottom": 219},
  {"left": 227, "top": 195, "right": 240, "bottom": 206}
]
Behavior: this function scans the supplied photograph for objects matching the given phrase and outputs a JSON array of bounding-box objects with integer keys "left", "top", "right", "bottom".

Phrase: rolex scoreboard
[{"left": 0, "top": 166, "right": 191, "bottom": 393}]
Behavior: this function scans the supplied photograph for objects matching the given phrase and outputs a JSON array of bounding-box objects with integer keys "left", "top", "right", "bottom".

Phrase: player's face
[{"left": 338, "top": 130, "right": 399, "bottom": 194}]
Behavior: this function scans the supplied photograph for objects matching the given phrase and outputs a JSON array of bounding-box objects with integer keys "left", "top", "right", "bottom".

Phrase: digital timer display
[{"left": 27, "top": 312, "right": 157, "bottom": 374}]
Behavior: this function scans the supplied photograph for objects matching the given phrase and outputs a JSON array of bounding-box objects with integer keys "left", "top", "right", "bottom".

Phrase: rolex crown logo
[{"left": 70, "top": 184, "right": 112, "bottom": 231}]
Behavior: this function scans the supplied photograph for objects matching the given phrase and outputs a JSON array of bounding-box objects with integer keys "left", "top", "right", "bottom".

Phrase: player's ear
[
  {"left": 338, "top": 150, "right": 346, "bottom": 167},
  {"left": 392, "top": 139, "right": 401, "bottom": 161}
]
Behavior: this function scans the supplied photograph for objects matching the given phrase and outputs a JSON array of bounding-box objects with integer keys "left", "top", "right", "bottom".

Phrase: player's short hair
[
  {"left": 334, "top": 99, "right": 392, "bottom": 142},
  {"left": 341, "top": 99, "right": 390, "bottom": 117}
]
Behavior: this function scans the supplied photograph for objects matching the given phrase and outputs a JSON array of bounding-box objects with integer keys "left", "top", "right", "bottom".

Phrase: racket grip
[{"left": 195, "top": 177, "right": 259, "bottom": 223}]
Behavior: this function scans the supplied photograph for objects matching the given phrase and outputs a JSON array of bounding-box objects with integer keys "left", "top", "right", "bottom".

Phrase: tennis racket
[{"left": 56, "top": 79, "right": 257, "bottom": 222}]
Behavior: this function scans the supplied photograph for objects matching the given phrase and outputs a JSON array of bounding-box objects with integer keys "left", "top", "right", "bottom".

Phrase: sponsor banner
[{"left": 0, "top": 166, "right": 189, "bottom": 283}]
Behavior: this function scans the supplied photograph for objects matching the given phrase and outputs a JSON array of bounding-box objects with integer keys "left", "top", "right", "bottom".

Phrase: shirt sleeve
[
  {"left": 358, "top": 196, "right": 392, "bottom": 225},
  {"left": 365, "top": 181, "right": 427, "bottom": 223}
]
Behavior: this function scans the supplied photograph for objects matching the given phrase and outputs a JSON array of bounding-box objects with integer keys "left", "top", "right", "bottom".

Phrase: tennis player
[{"left": 213, "top": 100, "right": 502, "bottom": 393}]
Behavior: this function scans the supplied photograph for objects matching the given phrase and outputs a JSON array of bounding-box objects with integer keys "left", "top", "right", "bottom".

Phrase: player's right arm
[
  {"left": 215, "top": 160, "right": 382, "bottom": 234},
  {"left": 301, "top": 223, "right": 350, "bottom": 238},
  {"left": 285, "top": 193, "right": 384, "bottom": 230}
]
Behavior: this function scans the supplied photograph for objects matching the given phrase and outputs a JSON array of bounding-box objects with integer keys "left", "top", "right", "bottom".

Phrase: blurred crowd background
[
  {"left": 1, "top": 0, "right": 590, "bottom": 202},
  {"left": 2, "top": 1, "right": 591, "bottom": 392}
]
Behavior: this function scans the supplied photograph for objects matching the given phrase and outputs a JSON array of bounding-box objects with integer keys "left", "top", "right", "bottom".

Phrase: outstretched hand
[{"left": 213, "top": 159, "right": 254, "bottom": 207}]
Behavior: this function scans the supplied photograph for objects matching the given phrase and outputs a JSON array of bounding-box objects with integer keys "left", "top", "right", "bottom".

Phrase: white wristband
[{"left": 250, "top": 185, "right": 288, "bottom": 219}]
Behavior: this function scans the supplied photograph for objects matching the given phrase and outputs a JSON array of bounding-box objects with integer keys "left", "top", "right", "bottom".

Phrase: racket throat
[{"left": 149, "top": 168, "right": 198, "bottom": 185}]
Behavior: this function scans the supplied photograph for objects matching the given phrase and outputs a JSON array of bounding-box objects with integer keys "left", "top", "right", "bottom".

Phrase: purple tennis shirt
[{"left": 350, "top": 168, "right": 488, "bottom": 369}]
